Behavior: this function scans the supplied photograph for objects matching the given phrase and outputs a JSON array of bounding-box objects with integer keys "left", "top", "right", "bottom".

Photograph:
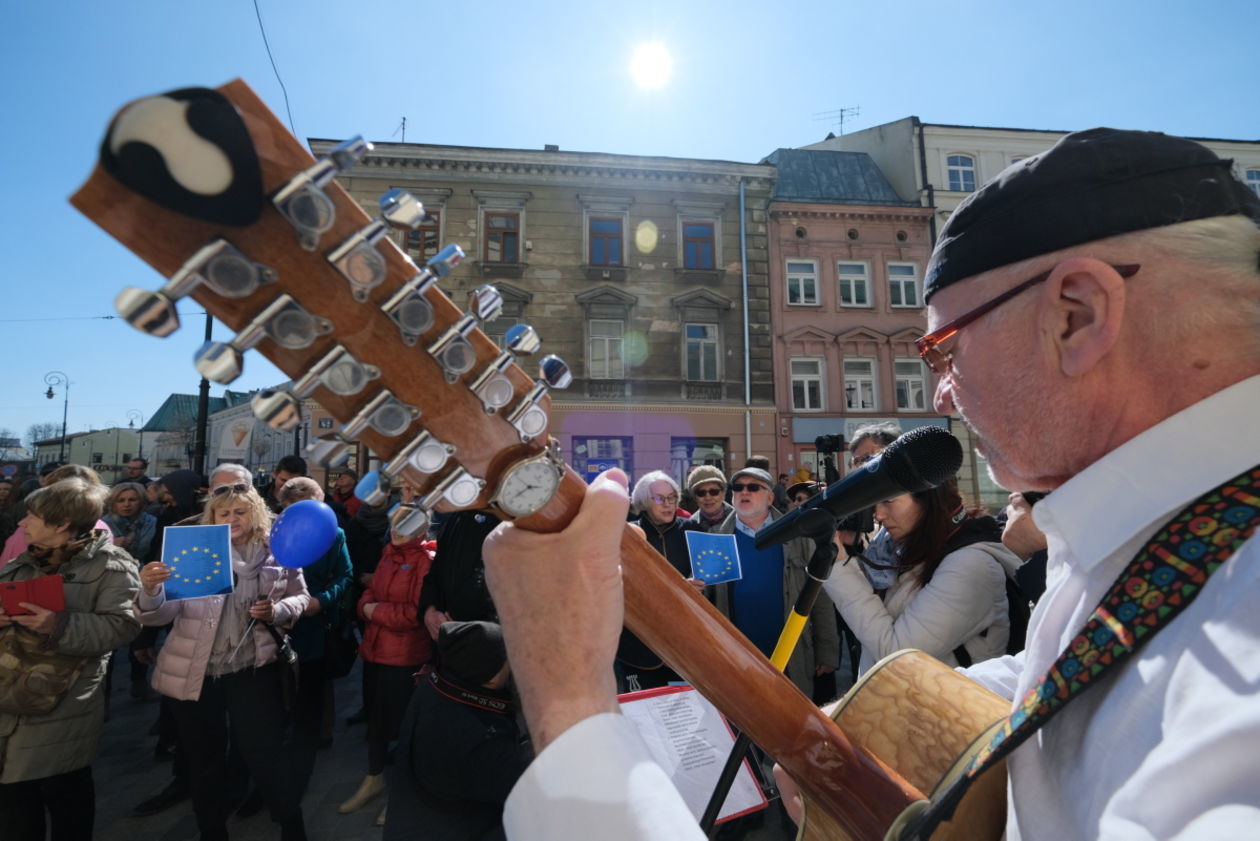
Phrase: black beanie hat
[
  {"left": 437, "top": 621, "right": 507, "bottom": 685},
  {"left": 925, "top": 128, "right": 1260, "bottom": 301}
]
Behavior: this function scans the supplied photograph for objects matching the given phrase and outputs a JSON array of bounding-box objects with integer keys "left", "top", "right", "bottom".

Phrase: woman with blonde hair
[
  {"left": 137, "top": 482, "right": 310, "bottom": 841},
  {"left": 103, "top": 482, "right": 157, "bottom": 563}
]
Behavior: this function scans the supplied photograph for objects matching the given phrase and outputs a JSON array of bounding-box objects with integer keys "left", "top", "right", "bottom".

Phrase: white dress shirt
[{"left": 504, "top": 376, "right": 1260, "bottom": 841}]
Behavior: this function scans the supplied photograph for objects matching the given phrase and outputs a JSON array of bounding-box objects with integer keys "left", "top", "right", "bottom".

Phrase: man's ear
[{"left": 1041, "top": 258, "right": 1126, "bottom": 377}]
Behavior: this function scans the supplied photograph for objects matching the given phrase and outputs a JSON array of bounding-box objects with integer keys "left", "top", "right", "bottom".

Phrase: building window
[
  {"left": 844, "top": 358, "right": 877, "bottom": 411},
  {"left": 588, "top": 319, "right": 624, "bottom": 379},
  {"left": 670, "top": 437, "right": 727, "bottom": 488},
  {"left": 946, "top": 154, "right": 976, "bottom": 192},
  {"left": 485, "top": 212, "right": 520, "bottom": 263},
  {"left": 403, "top": 210, "right": 441, "bottom": 262},
  {"left": 786, "top": 260, "right": 819, "bottom": 305},
  {"left": 685, "top": 323, "right": 720, "bottom": 381},
  {"left": 573, "top": 436, "right": 633, "bottom": 481},
  {"left": 1247, "top": 169, "right": 1260, "bottom": 199},
  {"left": 683, "top": 222, "right": 716, "bottom": 269},
  {"left": 589, "top": 217, "right": 624, "bottom": 266},
  {"left": 838, "top": 262, "right": 870, "bottom": 307},
  {"left": 895, "top": 359, "right": 928, "bottom": 411},
  {"left": 790, "top": 358, "right": 824, "bottom": 411},
  {"left": 888, "top": 262, "right": 920, "bottom": 308}
]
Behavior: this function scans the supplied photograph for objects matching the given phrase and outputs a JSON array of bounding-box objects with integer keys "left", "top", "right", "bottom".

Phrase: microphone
[{"left": 754, "top": 426, "right": 963, "bottom": 549}]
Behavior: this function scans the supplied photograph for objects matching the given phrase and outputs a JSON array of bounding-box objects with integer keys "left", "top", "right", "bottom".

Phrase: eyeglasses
[
  {"left": 650, "top": 494, "right": 679, "bottom": 506},
  {"left": 211, "top": 483, "right": 250, "bottom": 497},
  {"left": 693, "top": 487, "right": 724, "bottom": 498},
  {"left": 730, "top": 483, "right": 765, "bottom": 493},
  {"left": 915, "top": 263, "right": 1141, "bottom": 374}
]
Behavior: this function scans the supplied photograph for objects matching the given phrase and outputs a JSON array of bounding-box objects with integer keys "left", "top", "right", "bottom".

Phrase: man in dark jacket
[
  {"left": 420, "top": 511, "right": 500, "bottom": 640},
  {"left": 384, "top": 621, "right": 530, "bottom": 841}
]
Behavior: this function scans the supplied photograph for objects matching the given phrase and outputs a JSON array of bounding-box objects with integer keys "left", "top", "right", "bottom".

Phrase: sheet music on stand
[{"left": 617, "top": 684, "right": 768, "bottom": 825}]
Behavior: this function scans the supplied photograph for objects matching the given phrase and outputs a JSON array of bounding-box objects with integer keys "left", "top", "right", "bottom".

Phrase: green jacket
[{"left": 0, "top": 530, "right": 140, "bottom": 783}]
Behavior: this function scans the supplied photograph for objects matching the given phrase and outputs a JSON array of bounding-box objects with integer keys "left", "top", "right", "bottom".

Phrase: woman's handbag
[
  {"left": 263, "top": 623, "right": 299, "bottom": 713},
  {"left": 0, "top": 626, "right": 89, "bottom": 716}
]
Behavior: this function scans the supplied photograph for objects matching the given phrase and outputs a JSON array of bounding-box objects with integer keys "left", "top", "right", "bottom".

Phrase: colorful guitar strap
[{"left": 905, "top": 463, "right": 1260, "bottom": 840}]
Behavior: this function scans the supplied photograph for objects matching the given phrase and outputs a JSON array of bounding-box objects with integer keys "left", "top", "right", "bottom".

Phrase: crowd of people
[{"left": 3, "top": 127, "right": 1255, "bottom": 841}]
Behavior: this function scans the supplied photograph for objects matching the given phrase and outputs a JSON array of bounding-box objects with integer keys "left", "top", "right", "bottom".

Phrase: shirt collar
[{"left": 1034, "top": 374, "right": 1260, "bottom": 572}]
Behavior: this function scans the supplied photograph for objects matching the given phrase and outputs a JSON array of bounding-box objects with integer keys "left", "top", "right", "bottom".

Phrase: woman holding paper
[
  {"left": 0, "top": 477, "right": 141, "bottom": 841},
  {"left": 136, "top": 483, "right": 310, "bottom": 841}
]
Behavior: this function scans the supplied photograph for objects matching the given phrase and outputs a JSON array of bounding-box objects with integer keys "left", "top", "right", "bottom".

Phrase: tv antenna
[
  {"left": 392, "top": 117, "right": 407, "bottom": 143},
  {"left": 812, "top": 106, "right": 861, "bottom": 136}
]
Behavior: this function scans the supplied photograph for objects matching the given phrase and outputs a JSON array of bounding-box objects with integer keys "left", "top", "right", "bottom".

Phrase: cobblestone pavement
[{"left": 91, "top": 652, "right": 803, "bottom": 841}]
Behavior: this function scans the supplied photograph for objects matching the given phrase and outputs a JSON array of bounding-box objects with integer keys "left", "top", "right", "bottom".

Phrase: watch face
[{"left": 497, "top": 456, "right": 560, "bottom": 518}]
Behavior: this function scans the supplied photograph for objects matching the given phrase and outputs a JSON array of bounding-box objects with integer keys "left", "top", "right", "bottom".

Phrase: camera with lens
[{"left": 814, "top": 434, "right": 875, "bottom": 535}]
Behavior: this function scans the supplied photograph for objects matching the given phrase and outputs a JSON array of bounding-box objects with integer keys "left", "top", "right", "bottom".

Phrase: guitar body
[{"left": 800, "top": 650, "right": 1008, "bottom": 841}]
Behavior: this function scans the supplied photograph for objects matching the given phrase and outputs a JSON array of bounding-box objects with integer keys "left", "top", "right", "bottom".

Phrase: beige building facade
[{"left": 319, "top": 140, "right": 778, "bottom": 486}]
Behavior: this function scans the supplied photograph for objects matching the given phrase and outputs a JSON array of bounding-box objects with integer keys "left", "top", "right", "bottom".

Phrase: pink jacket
[{"left": 137, "top": 558, "right": 309, "bottom": 701}]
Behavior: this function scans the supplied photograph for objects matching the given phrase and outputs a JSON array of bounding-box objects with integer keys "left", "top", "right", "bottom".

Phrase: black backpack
[{"left": 943, "top": 515, "right": 1035, "bottom": 667}]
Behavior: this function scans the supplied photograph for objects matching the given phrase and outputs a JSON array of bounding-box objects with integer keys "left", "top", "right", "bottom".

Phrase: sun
[{"left": 629, "top": 42, "right": 672, "bottom": 90}]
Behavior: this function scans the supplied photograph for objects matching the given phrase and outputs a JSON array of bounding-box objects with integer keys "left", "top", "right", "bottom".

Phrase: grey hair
[
  {"left": 850, "top": 422, "right": 902, "bottom": 454},
  {"left": 209, "top": 462, "right": 252, "bottom": 486},
  {"left": 630, "top": 470, "right": 681, "bottom": 514}
]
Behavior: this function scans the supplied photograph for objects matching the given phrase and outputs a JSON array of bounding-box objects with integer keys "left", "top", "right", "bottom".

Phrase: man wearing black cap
[
  {"left": 481, "top": 129, "right": 1260, "bottom": 840},
  {"left": 385, "top": 621, "right": 529, "bottom": 841}
]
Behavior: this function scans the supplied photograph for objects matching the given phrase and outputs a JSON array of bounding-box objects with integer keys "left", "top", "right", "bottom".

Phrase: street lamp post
[
  {"left": 127, "top": 410, "right": 145, "bottom": 459},
  {"left": 44, "top": 371, "right": 70, "bottom": 462}
]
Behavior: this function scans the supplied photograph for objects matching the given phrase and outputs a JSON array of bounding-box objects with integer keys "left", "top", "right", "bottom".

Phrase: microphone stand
[{"left": 698, "top": 515, "right": 840, "bottom": 836}]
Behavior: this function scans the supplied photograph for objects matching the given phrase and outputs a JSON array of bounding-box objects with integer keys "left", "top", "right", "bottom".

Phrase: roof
[
  {"left": 761, "top": 148, "right": 918, "bottom": 206},
  {"left": 142, "top": 391, "right": 250, "bottom": 432}
]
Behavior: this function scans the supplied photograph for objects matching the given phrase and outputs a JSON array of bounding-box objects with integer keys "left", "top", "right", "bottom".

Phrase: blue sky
[{"left": 1, "top": 0, "right": 1255, "bottom": 447}]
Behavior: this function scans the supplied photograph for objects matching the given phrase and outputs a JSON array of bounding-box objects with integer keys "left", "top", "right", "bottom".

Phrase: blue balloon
[{"left": 270, "top": 499, "right": 338, "bottom": 569}]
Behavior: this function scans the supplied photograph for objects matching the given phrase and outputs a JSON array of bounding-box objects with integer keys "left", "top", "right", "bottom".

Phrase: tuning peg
[
  {"left": 272, "top": 136, "right": 372, "bottom": 251},
  {"left": 389, "top": 503, "right": 431, "bottom": 539},
  {"left": 503, "top": 355, "right": 570, "bottom": 442},
  {"left": 340, "top": 389, "right": 420, "bottom": 439},
  {"left": 194, "top": 295, "right": 331, "bottom": 384},
  {"left": 381, "top": 244, "right": 466, "bottom": 347},
  {"left": 354, "top": 469, "right": 391, "bottom": 507},
  {"left": 115, "top": 239, "right": 275, "bottom": 337},
  {"left": 327, "top": 189, "right": 428, "bottom": 302},
  {"left": 505, "top": 324, "right": 541, "bottom": 356},
  {"left": 307, "top": 433, "right": 353, "bottom": 467},
  {"left": 383, "top": 431, "right": 455, "bottom": 477},
  {"left": 251, "top": 345, "right": 380, "bottom": 430},
  {"left": 469, "top": 285, "right": 503, "bottom": 323},
  {"left": 539, "top": 354, "right": 572, "bottom": 389},
  {"left": 427, "top": 314, "right": 479, "bottom": 383},
  {"left": 420, "top": 467, "right": 485, "bottom": 510}
]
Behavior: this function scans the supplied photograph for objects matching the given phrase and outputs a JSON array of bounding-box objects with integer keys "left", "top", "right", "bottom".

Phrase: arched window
[{"left": 946, "top": 154, "right": 976, "bottom": 192}]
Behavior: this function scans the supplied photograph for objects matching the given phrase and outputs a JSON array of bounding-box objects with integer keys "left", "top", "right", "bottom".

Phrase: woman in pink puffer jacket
[{"left": 137, "top": 483, "right": 310, "bottom": 841}]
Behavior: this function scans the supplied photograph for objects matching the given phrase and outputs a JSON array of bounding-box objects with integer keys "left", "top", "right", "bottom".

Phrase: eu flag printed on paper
[
  {"left": 685, "top": 531, "right": 742, "bottom": 585},
  {"left": 160, "top": 524, "right": 233, "bottom": 600}
]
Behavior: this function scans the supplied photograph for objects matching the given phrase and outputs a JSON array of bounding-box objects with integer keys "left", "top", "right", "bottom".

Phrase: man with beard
[{"left": 481, "top": 129, "right": 1260, "bottom": 840}]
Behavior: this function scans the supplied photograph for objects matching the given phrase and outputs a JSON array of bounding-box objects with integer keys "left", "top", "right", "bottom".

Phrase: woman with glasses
[
  {"left": 823, "top": 476, "right": 1022, "bottom": 677},
  {"left": 136, "top": 483, "right": 310, "bottom": 841},
  {"left": 615, "top": 471, "right": 709, "bottom": 691}
]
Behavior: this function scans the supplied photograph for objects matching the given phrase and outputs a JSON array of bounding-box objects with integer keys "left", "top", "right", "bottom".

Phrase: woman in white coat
[{"left": 824, "top": 478, "right": 1022, "bottom": 677}]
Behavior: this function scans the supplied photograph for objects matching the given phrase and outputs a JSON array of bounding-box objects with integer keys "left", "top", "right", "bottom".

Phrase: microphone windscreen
[{"left": 881, "top": 426, "right": 963, "bottom": 492}]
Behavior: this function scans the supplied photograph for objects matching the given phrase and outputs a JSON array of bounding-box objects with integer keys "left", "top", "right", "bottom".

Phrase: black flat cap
[
  {"left": 437, "top": 621, "right": 507, "bottom": 685},
  {"left": 925, "top": 128, "right": 1260, "bottom": 301}
]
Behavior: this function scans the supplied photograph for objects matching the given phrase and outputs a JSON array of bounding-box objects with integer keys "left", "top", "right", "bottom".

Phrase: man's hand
[
  {"left": 12, "top": 603, "right": 58, "bottom": 635},
  {"left": 362, "top": 602, "right": 377, "bottom": 622},
  {"left": 302, "top": 598, "right": 322, "bottom": 618},
  {"left": 484, "top": 469, "right": 629, "bottom": 752},
  {"left": 0, "top": 604, "right": 9, "bottom": 627},
  {"left": 423, "top": 605, "right": 451, "bottom": 640},
  {"left": 686, "top": 577, "right": 706, "bottom": 594},
  {"left": 1002, "top": 492, "right": 1048, "bottom": 561},
  {"left": 140, "top": 562, "right": 170, "bottom": 597}
]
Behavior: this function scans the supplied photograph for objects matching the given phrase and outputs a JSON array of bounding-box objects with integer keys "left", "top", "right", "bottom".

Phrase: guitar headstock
[{"left": 71, "top": 80, "right": 578, "bottom": 537}]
